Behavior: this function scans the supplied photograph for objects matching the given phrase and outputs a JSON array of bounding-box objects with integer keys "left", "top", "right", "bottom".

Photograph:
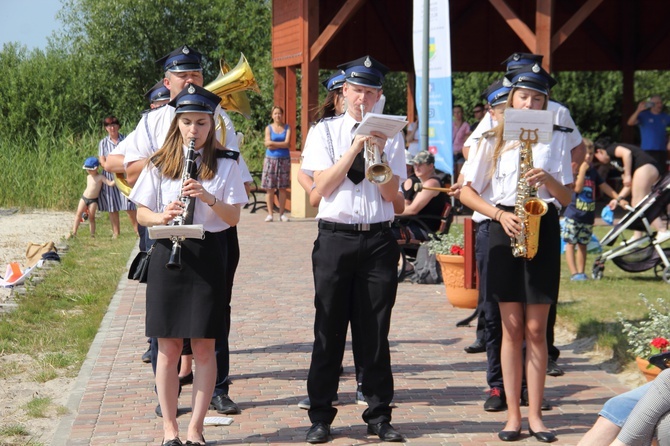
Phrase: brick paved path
[{"left": 53, "top": 211, "right": 631, "bottom": 445}]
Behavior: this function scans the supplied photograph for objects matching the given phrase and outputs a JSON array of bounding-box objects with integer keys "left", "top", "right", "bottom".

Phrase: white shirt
[
  {"left": 118, "top": 105, "right": 252, "bottom": 183},
  {"left": 130, "top": 147, "right": 248, "bottom": 232},
  {"left": 301, "top": 112, "right": 407, "bottom": 224},
  {"left": 465, "top": 133, "right": 573, "bottom": 208}
]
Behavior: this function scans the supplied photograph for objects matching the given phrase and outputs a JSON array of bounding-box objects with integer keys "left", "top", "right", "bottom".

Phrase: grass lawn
[{"left": 557, "top": 224, "right": 669, "bottom": 367}]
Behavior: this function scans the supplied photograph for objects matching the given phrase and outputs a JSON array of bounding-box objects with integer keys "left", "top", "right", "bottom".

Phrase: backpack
[{"left": 408, "top": 244, "right": 443, "bottom": 284}]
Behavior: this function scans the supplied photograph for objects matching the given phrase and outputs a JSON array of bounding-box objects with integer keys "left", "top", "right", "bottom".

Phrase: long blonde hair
[
  {"left": 150, "top": 114, "right": 219, "bottom": 181},
  {"left": 486, "top": 87, "right": 548, "bottom": 178}
]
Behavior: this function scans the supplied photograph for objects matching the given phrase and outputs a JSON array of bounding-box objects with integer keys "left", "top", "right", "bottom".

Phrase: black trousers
[
  {"left": 150, "top": 226, "right": 239, "bottom": 396},
  {"left": 307, "top": 226, "right": 399, "bottom": 425}
]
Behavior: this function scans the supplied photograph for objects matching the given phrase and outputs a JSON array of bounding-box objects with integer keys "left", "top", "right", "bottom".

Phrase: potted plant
[
  {"left": 618, "top": 296, "right": 670, "bottom": 381},
  {"left": 425, "top": 229, "right": 478, "bottom": 309}
]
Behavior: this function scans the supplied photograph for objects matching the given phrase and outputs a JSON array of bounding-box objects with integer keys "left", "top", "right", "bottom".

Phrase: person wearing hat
[
  {"left": 97, "top": 115, "right": 139, "bottom": 239},
  {"left": 460, "top": 63, "right": 574, "bottom": 443},
  {"left": 72, "top": 157, "right": 117, "bottom": 238},
  {"left": 119, "top": 44, "right": 252, "bottom": 417},
  {"left": 457, "top": 79, "right": 512, "bottom": 412},
  {"left": 394, "top": 150, "right": 449, "bottom": 241},
  {"left": 146, "top": 80, "right": 171, "bottom": 110},
  {"left": 130, "top": 83, "right": 247, "bottom": 446},
  {"left": 300, "top": 55, "right": 405, "bottom": 443},
  {"left": 298, "top": 71, "right": 348, "bottom": 209}
]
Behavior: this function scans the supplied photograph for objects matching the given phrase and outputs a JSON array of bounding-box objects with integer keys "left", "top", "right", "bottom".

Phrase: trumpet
[
  {"left": 166, "top": 138, "right": 197, "bottom": 270},
  {"left": 360, "top": 104, "right": 393, "bottom": 184},
  {"left": 413, "top": 183, "right": 452, "bottom": 194}
]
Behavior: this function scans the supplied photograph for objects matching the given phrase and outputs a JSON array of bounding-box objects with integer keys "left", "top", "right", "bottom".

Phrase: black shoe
[
  {"left": 520, "top": 389, "right": 552, "bottom": 411},
  {"left": 209, "top": 394, "right": 240, "bottom": 414},
  {"left": 306, "top": 421, "right": 330, "bottom": 444},
  {"left": 498, "top": 428, "right": 521, "bottom": 441},
  {"left": 141, "top": 347, "right": 151, "bottom": 363},
  {"left": 529, "top": 428, "right": 557, "bottom": 443},
  {"left": 162, "top": 438, "right": 183, "bottom": 446},
  {"left": 464, "top": 339, "right": 486, "bottom": 354},
  {"left": 155, "top": 404, "right": 162, "bottom": 418},
  {"left": 546, "top": 359, "right": 564, "bottom": 377},
  {"left": 367, "top": 422, "right": 403, "bottom": 442},
  {"left": 184, "top": 436, "right": 206, "bottom": 446},
  {"left": 484, "top": 387, "right": 507, "bottom": 412},
  {"left": 179, "top": 372, "right": 193, "bottom": 385}
]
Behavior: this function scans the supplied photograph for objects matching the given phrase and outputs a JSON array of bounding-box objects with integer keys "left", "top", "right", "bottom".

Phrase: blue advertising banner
[{"left": 412, "top": 0, "right": 453, "bottom": 175}]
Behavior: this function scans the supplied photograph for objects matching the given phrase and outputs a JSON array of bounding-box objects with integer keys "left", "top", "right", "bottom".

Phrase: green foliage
[{"left": 618, "top": 297, "right": 670, "bottom": 360}]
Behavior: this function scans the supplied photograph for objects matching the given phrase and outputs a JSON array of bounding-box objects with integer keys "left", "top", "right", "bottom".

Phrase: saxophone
[{"left": 511, "top": 128, "right": 548, "bottom": 260}]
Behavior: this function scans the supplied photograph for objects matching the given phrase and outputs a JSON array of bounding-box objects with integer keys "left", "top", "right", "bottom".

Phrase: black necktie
[
  {"left": 347, "top": 124, "right": 365, "bottom": 184},
  {"left": 183, "top": 151, "right": 199, "bottom": 225}
]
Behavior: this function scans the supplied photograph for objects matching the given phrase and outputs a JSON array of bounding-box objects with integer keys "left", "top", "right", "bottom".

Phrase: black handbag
[{"left": 128, "top": 245, "right": 153, "bottom": 283}]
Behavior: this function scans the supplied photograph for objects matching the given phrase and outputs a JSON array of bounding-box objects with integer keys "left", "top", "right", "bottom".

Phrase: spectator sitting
[{"left": 394, "top": 151, "right": 448, "bottom": 241}]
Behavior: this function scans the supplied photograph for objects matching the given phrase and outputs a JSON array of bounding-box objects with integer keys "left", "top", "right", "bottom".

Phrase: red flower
[
  {"left": 650, "top": 337, "right": 670, "bottom": 351},
  {"left": 450, "top": 245, "right": 464, "bottom": 256}
]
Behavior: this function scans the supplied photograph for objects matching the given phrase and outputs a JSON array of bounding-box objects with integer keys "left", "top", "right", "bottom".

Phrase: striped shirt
[{"left": 98, "top": 134, "right": 136, "bottom": 212}]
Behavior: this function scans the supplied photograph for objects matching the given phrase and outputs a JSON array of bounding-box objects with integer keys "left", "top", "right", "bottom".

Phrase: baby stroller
[{"left": 592, "top": 173, "right": 670, "bottom": 283}]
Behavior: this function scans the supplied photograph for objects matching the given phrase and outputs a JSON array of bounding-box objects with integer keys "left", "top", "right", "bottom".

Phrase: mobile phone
[{"left": 646, "top": 101, "right": 654, "bottom": 109}]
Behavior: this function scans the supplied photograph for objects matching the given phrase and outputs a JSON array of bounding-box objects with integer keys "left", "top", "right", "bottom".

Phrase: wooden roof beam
[
  {"left": 488, "top": 0, "right": 537, "bottom": 52},
  {"left": 309, "top": 0, "right": 366, "bottom": 62},
  {"left": 551, "top": 0, "right": 604, "bottom": 52}
]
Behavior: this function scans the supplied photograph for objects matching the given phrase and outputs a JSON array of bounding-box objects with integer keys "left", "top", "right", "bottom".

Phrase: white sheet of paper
[
  {"left": 147, "top": 224, "right": 205, "bottom": 240},
  {"left": 203, "top": 416, "right": 234, "bottom": 426},
  {"left": 354, "top": 112, "right": 408, "bottom": 138},
  {"left": 503, "top": 109, "right": 553, "bottom": 143}
]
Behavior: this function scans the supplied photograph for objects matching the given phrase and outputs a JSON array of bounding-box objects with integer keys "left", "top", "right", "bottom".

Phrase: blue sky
[{"left": 0, "top": 1, "right": 62, "bottom": 50}]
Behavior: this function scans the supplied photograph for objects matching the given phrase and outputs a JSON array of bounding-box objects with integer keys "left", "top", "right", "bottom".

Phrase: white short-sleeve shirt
[
  {"left": 301, "top": 112, "right": 407, "bottom": 224},
  {"left": 129, "top": 148, "right": 248, "bottom": 232}
]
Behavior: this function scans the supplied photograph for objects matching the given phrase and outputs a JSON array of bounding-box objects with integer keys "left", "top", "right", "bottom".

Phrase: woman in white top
[
  {"left": 460, "top": 64, "right": 573, "bottom": 443},
  {"left": 130, "top": 84, "right": 247, "bottom": 446}
]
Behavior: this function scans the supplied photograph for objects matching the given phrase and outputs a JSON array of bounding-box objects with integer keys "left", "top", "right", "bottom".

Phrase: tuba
[
  {"left": 511, "top": 128, "right": 548, "bottom": 260},
  {"left": 359, "top": 104, "right": 393, "bottom": 184}
]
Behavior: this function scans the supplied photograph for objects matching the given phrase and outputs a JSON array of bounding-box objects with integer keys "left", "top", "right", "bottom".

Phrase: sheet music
[
  {"left": 502, "top": 109, "right": 553, "bottom": 143},
  {"left": 354, "top": 112, "right": 408, "bottom": 138}
]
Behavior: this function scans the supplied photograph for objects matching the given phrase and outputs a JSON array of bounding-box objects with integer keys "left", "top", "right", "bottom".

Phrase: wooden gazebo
[{"left": 273, "top": 0, "right": 670, "bottom": 216}]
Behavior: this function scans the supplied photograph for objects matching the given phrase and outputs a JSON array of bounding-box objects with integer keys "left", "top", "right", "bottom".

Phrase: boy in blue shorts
[{"left": 562, "top": 139, "right": 627, "bottom": 281}]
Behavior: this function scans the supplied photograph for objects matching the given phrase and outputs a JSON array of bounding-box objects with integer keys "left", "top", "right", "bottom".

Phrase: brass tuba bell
[{"left": 205, "top": 53, "right": 260, "bottom": 120}]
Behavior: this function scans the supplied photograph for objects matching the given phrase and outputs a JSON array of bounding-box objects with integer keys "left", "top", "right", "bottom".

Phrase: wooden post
[{"left": 463, "top": 218, "right": 477, "bottom": 290}]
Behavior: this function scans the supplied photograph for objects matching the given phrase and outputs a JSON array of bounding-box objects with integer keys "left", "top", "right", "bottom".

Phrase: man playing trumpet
[{"left": 300, "top": 55, "right": 405, "bottom": 444}]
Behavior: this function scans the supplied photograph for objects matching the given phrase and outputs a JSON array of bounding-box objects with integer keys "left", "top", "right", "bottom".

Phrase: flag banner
[{"left": 413, "top": 0, "right": 453, "bottom": 175}]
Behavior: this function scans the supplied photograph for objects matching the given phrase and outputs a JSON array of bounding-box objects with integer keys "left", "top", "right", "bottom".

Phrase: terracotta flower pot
[
  {"left": 636, "top": 356, "right": 662, "bottom": 382},
  {"left": 436, "top": 254, "right": 478, "bottom": 309}
]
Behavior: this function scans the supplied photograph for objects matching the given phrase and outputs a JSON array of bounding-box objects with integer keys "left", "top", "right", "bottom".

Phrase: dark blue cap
[
  {"left": 504, "top": 63, "right": 556, "bottom": 95},
  {"left": 337, "top": 55, "right": 389, "bottom": 89},
  {"left": 144, "top": 80, "right": 170, "bottom": 103},
  {"left": 322, "top": 71, "right": 346, "bottom": 91},
  {"left": 168, "top": 83, "right": 221, "bottom": 114},
  {"left": 156, "top": 45, "right": 202, "bottom": 72},
  {"left": 481, "top": 79, "right": 512, "bottom": 107},
  {"left": 82, "top": 156, "right": 99, "bottom": 170},
  {"left": 501, "top": 52, "right": 544, "bottom": 71}
]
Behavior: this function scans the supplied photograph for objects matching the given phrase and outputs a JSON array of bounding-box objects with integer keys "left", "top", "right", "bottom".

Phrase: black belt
[{"left": 318, "top": 221, "right": 392, "bottom": 232}]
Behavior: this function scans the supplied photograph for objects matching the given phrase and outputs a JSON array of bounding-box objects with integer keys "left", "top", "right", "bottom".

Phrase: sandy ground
[
  {"left": 0, "top": 208, "right": 76, "bottom": 445},
  {"left": 0, "top": 209, "right": 645, "bottom": 444}
]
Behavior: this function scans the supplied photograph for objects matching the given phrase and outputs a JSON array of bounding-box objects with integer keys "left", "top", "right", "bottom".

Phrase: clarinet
[{"left": 166, "top": 138, "right": 197, "bottom": 270}]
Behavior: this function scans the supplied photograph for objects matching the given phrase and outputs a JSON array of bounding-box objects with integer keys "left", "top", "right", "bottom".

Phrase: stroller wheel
[
  {"left": 663, "top": 266, "right": 670, "bottom": 285},
  {"left": 592, "top": 258, "right": 605, "bottom": 280}
]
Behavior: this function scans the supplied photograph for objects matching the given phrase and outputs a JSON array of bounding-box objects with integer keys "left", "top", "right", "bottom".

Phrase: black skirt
[
  {"left": 487, "top": 204, "right": 560, "bottom": 305},
  {"left": 145, "top": 231, "right": 228, "bottom": 339}
]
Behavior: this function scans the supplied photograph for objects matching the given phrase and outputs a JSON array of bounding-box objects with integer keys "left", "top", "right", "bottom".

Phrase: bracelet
[
  {"left": 494, "top": 209, "right": 503, "bottom": 221},
  {"left": 616, "top": 196, "right": 623, "bottom": 202},
  {"left": 208, "top": 196, "right": 217, "bottom": 207}
]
